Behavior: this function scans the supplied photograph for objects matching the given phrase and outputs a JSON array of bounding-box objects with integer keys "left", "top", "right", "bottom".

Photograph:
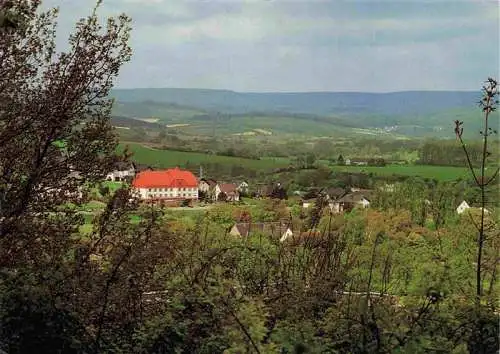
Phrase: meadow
[
  {"left": 120, "top": 142, "right": 477, "bottom": 182},
  {"left": 119, "top": 142, "right": 291, "bottom": 170},
  {"left": 331, "top": 164, "right": 474, "bottom": 181}
]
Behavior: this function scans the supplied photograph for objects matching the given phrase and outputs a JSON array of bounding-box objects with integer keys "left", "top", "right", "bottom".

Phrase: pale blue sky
[{"left": 42, "top": 0, "right": 499, "bottom": 92}]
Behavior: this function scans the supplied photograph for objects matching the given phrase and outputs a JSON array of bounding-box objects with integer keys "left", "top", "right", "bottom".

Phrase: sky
[{"left": 42, "top": 0, "right": 499, "bottom": 92}]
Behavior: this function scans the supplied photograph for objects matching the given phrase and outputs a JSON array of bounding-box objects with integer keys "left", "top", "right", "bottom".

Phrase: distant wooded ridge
[{"left": 111, "top": 88, "right": 481, "bottom": 117}]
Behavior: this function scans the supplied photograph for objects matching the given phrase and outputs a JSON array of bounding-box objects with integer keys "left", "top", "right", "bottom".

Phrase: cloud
[{"left": 41, "top": 0, "right": 499, "bottom": 91}]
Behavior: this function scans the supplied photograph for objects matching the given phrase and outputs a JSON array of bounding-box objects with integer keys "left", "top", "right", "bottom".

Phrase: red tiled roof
[{"left": 132, "top": 167, "right": 197, "bottom": 188}]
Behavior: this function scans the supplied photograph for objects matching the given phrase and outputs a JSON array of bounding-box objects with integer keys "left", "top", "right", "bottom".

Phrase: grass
[
  {"left": 82, "top": 200, "right": 106, "bottom": 211},
  {"left": 102, "top": 181, "right": 124, "bottom": 192},
  {"left": 331, "top": 164, "right": 474, "bottom": 181},
  {"left": 119, "top": 143, "right": 474, "bottom": 181},
  {"left": 183, "top": 115, "right": 355, "bottom": 137},
  {"left": 119, "top": 142, "right": 291, "bottom": 170}
]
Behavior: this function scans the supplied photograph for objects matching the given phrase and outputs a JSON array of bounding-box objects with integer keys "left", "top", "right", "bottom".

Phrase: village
[
  {"left": 106, "top": 161, "right": 373, "bottom": 208},
  {"left": 103, "top": 161, "right": 486, "bottom": 243}
]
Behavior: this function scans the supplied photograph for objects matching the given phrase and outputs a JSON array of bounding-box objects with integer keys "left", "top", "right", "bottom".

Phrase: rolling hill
[
  {"left": 110, "top": 88, "right": 495, "bottom": 137},
  {"left": 112, "top": 88, "right": 479, "bottom": 116}
]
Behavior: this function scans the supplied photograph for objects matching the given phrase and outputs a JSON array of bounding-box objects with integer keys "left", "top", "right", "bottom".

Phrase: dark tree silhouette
[
  {"left": 0, "top": 0, "right": 131, "bottom": 252},
  {"left": 455, "top": 78, "right": 499, "bottom": 303},
  {"left": 0, "top": 1, "right": 141, "bottom": 351},
  {"left": 455, "top": 78, "right": 499, "bottom": 354}
]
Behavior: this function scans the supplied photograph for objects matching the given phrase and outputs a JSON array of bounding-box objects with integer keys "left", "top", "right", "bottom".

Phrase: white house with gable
[{"left": 456, "top": 200, "right": 470, "bottom": 214}]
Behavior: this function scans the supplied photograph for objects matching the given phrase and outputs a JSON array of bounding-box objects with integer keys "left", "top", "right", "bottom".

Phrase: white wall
[
  {"left": 198, "top": 181, "right": 211, "bottom": 193},
  {"left": 456, "top": 201, "right": 470, "bottom": 214},
  {"left": 106, "top": 168, "right": 135, "bottom": 181},
  {"left": 135, "top": 187, "right": 198, "bottom": 200},
  {"left": 279, "top": 228, "right": 294, "bottom": 242}
]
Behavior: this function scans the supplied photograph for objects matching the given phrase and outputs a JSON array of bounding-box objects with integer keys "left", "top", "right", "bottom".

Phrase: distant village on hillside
[{"left": 103, "top": 161, "right": 483, "bottom": 220}]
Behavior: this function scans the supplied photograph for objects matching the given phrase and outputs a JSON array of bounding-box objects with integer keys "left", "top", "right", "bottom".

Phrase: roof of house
[
  {"left": 324, "top": 187, "right": 347, "bottom": 199},
  {"left": 200, "top": 178, "right": 217, "bottom": 187},
  {"left": 218, "top": 183, "right": 239, "bottom": 195},
  {"left": 230, "top": 222, "right": 291, "bottom": 237},
  {"left": 132, "top": 167, "right": 198, "bottom": 188},
  {"left": 337, "top": 192, "right": 371, "bottom": 203}
]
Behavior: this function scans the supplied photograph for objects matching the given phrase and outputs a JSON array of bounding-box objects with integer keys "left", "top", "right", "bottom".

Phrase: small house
[
  {"left": 229, "top": 222, "right": 293, "bottom": 241},
  {"left": 215, "top": 183, "right": 240, "bottom": 202},
  {"left": 456, "top": 200, "right": 470, "bottom": 214},
  {"left": 237, "top": 181, "right": 249, "bottom": 194},
  {"left": 106, "top": 161, "right": 135, "bottom": 182},
  {"left": 331, "top": 192, "right": 371, "bottom": 213},
  {"left": 198, "top": 178, "right": 217, "bottom": 201},
  {"left": 198, "top": 178, "right": 217, "bottom": 193},
  {"left": 323, "top": 187, "right": 347, "bottom": 202}
]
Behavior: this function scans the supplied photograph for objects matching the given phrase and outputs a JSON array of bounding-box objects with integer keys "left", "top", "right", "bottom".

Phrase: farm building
[
  {"left": 323, "top": 187, "right": 347, "bottom": 201},
  {"left": 198, "top": 178, "right": 218, "bottom": 201},
  {"left": 237, "top": 181, "right": 249, "bottom": 194},
  {"left": 106, "top": 161, "right": 136, "bottom": 182},
  {"left": 456, "top": 200, "right": 490, "bottom": 215},
  {"left": 330, "top": 192, "right": 371, "bottom": 213},
  {"left": 198, "top": 178, "right": 217, "bottom": 193},
  {"left": 456, "top": 200, "right": 470, "bottom": 214},
  {"left": 132, "top": 167, "right": 198, "bottom": 202},
  {"left": 229, "top": 222, "right": 293, "bottom": 241},
  {"left": 215, "top": 183, "right": 240, "bottom": 202}
]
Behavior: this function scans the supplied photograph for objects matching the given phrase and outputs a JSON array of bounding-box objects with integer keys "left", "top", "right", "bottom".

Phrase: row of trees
[{"left": 417, "top": 140, "right": 487, "bottom": 166}]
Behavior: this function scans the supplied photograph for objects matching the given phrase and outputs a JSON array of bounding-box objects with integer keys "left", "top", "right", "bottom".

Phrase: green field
[
  {"left": 331, "top": 164, "right": 474, "bottom": 181},
  {"left": 120, "top": 143, "right": 291, "bottom": 170}
]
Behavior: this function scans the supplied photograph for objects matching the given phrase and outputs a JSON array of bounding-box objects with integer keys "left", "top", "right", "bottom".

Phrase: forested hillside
[
  {"left": 111, "top": 88, "right": 478, "bottom": 116},
  {"left": 110, "top": 88, "right": 495, "bottom": 137}
]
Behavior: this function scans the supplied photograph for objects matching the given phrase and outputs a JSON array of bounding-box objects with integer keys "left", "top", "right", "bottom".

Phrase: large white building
[{"left": 132, "top": 168, "right": 198, "bottom": 201}]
